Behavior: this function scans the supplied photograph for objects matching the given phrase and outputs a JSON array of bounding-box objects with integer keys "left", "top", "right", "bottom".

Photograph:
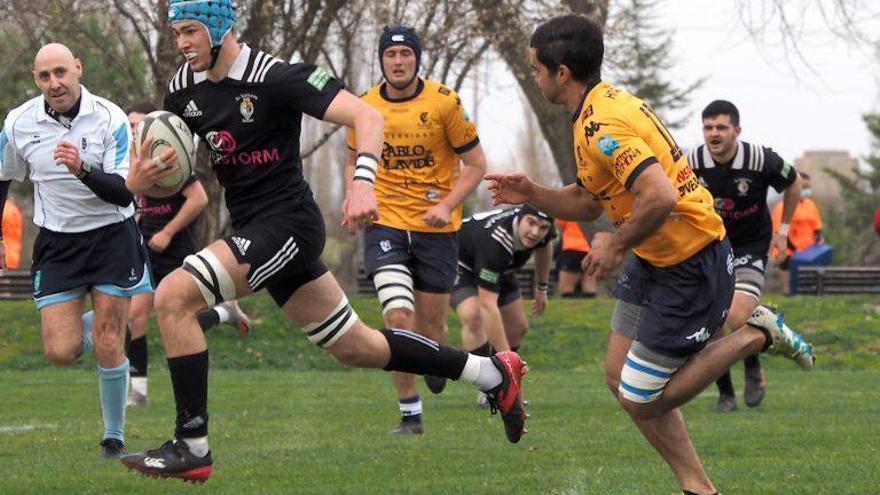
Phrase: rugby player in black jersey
[
  {"left": 689, "top": 100, "right": 812, "bottom": 411},
  {"left": 120, "top": 0, "right": 529, "bottom": 482},
  {"left": 451, "top": 206, "right": 555, "bottom": 407}
]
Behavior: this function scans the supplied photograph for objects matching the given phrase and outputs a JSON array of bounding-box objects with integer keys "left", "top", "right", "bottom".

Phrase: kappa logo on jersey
[
  {"left": 686, "top": 326, "right": 710, "bottom": 343},
  {"left": 183, "top": 100, "right": 203, "bottom": 118},
  {"left": 231, "top": 236, "right": 252, "bottom": 256},
  {"left": 583, "top": 120, "right": 606, "bottom": 143},
  {"left": 726, "top": 252, "right": 735, "bottom": 275},
  {"left": 236, "top": 93, "right": 257, "bottom": 123}
]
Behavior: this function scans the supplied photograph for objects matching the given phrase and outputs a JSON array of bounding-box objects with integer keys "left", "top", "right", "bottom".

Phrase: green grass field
[{"left": 1, "top": 295, "right": 879, "bottom": 494}]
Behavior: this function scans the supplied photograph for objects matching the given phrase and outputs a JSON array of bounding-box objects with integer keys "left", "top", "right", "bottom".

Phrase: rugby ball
[{"left": 134, "top": 110, "right": 196, "bottom": 195}]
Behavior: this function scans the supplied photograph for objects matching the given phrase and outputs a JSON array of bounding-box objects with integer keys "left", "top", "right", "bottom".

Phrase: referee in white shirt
[{"left": 0, "top": 43, "right": 152, "bottom": 459}]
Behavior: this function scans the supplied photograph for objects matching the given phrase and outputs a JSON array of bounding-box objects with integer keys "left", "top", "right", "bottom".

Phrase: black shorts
[
  {"left": 363, "top": 224, "right": 458, "bottom": 293},
  {"left": 143, "top": 231, "right": 198, "bottom": 284},
  {"left": 558, "top": 249, "right": 588, "bottom": 272},
  {"left": 450, "top": 268, "right": 521, "bottom": 309},
  {"left": 612, "top": 238, "right": 735, "bottom": 359},
  {"left": 31, "top": 217, "right": 153, "bottom": 309},
  {"left": 223, "top": 200, "right": 328, "bottom": 306}
]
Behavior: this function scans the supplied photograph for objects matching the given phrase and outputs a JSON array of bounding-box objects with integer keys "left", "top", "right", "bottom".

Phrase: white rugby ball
[{"left": 134, "top": 110, "right": 196, "bottom": 195}]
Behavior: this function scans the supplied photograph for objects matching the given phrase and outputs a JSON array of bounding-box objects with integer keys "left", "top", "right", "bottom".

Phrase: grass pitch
[{"left": 0, "top": 295, "right": 878, "bottom": 494}]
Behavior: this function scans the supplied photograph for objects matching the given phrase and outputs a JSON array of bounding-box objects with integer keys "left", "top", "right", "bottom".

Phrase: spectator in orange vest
[
  {"left": 555, "top": 220, "right": 597, "bottom": 298},
  {"left": 1, "top": 197, "right": 23, "bottom": 269},
  {"left": 772, "top": 172, "right": 823, "bottom": 294}
]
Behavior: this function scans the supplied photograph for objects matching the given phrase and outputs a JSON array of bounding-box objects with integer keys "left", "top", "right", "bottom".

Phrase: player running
[
  {"left": 123, "top": 102, "right": 253, "bottom": 407},
  {"left": 689, "top": 99, "right": 810, "bottom": 411},
  {"left": 0, "top": 43, "right": 148, "bottom": 459},
  {"left": 345, "top": 26, "right": 486, "bottom": 435},
  {"left": 120, "top": 0, "right": 528, "bottom": 482},
  {"left": 486, "top": 15, "right": 815, "bottom": 495}
]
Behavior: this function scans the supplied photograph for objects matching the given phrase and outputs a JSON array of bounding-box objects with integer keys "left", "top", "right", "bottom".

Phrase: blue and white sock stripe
[
  {"left": 619, "top": 351, "right": 677, "bottom": 404},
  {"left": 390, "top": 329, "right": 439, "bottom": 352},
  {"left": 248, "top": 237, "right": 299, "bottom": 289},
  {"left": 399, "top": 395, "right": 423, "bottom": 417}
]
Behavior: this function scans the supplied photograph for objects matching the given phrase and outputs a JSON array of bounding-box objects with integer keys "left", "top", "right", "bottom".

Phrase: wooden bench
[
  {"left": 0, "top": 270, "right": 32, "bottom": 300},
  {"left": 796, "top": 266, "right": 880, "bottom": 295},
  {"left": 357, "top": 265, "right": 556, "bottom": 298}
]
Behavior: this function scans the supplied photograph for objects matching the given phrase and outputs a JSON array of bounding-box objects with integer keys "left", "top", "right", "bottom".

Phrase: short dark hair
[
  {"left": 125, "top": 101, "right": 157, "bottom": 115},
  {"left": 702, "top": 100, "right": 740, "bottom": 126},
  {"left": 529, "top": 15, "right": 603, "bottom": 82}
]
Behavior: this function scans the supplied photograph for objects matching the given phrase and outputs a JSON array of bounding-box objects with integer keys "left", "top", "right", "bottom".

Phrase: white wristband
[
  {"left": 353, "top": 152, "right": 379, "bottom": 185},
  {"left": 778, "top": 223, "right": 790, "bottom": 236}
]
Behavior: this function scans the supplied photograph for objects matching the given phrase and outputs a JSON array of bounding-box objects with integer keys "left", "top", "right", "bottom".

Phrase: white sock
[
  {"left": 460, "top": 354, "right": 502, "bottom": 392},
  {"left": 213, "top": 305, "right": 231, "bottom": 324},
  {"left": 130, "top": 376, "right": 147, "bottom": 396},
  {"left": 181, "top": 436, "right": 209, "bottom": 457}
]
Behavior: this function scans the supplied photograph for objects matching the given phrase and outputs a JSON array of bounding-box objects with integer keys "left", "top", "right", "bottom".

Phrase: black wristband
[
  {"left": 537, "top": 282, "right": 549, "bottom": 292},
  {"left": 356, "top": 151, "right": 379, "bottom": 162}
]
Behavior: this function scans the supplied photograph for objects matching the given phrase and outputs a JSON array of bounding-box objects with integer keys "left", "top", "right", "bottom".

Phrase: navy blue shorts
[
  {"left": 363, "top": 224, "right": 458, "bottom": 293},
  {"left": 31, "top": 217, "right": 153, "bottom": 309},
  {"left": 612, "top": 238, "right": 735, "bottom": 358},
  {"left": 143, "top": 231, "right": 198, "bottom": 284},
  {"left": 449, "top": 268, "right": 521, "bottom": 309}
]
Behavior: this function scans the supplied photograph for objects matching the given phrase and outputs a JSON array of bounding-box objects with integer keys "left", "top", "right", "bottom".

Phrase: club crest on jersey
[
  {"left": 379, "top": 240, "right": 392, "bottom": 253},
  {"left": 418, "top": 111, "right": 431, "bottom": 128},
  {"left": 735, "top": 177, "right": 752, "bottom": 196},
  {"left": 236, "top": 93, "right": 258, "bottom": 123},
  {"left": 424, "top": 189, "right": 440, "bottom": 201}
]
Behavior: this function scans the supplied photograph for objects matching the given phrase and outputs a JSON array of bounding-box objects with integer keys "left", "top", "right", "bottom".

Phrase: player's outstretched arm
[
  {"left": 324, "top": 90, "right": 383, "bottom": 228},
  {"left": 424, "top": 144, "right": 487, "bottom": 227},
  {"left": 771, "top": 172, "right": 802, "bottom": 261},
  {"left": 149, "top": 179, "right": 209, "bottom": 253},
  {"left": 485, "top": 173, "right": 602, "bottom": 222}
]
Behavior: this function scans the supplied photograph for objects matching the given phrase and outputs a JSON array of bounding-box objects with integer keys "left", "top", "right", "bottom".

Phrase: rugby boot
[
  {"left": 713, "top": 395, "right": 738, "bottom": 412},
  {"left": 121, "top": 439, "right": 212, "bottom": 483},
  {"left": 485, "top": 351, "right": 529, "bottom": 443},
  {"left": 424, "top": 375, "right": 447, "bottom": 394},
  {"left": 390, "top": 417, "right": 424, "bottom": 435},
  {"left": 748, "top": 306, "right": 815, "bottom": 370},
  {"left": 100, "top": 438, "right": 127, "bottom": 459}
]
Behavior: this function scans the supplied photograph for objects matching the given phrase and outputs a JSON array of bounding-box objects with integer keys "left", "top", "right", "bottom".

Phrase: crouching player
[{"left": 450, "top": 206, "right": 555, "bottom": 408}]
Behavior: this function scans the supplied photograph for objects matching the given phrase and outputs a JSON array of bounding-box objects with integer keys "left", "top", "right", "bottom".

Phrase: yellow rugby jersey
[
  {"left": 572, "top": 82, "right": 725, "bottom": 266},
  {"left": 347, "top": 79, "right": 479, "bottom": 233}
]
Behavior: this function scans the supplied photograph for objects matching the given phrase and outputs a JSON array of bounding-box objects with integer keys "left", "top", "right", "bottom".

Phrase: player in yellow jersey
[
  {"left": 486, "top": 15, "right": 815, "bottom": 495},
  {"left": 345, "top": 27, "right": 488, "bottom": 435}
]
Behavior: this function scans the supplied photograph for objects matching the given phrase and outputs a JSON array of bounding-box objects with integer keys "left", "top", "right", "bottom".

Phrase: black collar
[
  {"left": 571, "top": 77, "right": 601, "bottom": 123},
  {"left": 380, "top": 79, "right": 425, "bottom": 103},
  {"left": 45, "top": 97, "right": 82, "bottom": 128}
]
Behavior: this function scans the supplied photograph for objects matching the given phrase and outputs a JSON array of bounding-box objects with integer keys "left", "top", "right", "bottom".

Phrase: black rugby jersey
[
  {"left": 164, "top": 44, "right": 343, "bottom": 228},
  {"left": 458, "top": 208, "right": 556, "bottom": 292},
  {"left": 137, "top": 176, "right": 198, "bottom": 237},
  {"left": 688, "top": 141, "right": 796, "bottom": 254}
]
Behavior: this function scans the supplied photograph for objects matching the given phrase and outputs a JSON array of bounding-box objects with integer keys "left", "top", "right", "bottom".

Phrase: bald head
[{"left": 33, "top": 43, "right": 82, "bottom": 113}]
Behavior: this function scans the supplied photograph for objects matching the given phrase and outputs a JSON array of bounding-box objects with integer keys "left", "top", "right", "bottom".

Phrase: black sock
[
  {"left": 744, "top": 353, "right": 761, "bottom": 374},
  {"left": 381, "top": 329, "right": 468, "bottom": 379},
  {"left": 468, "top": 341, "right": 492, "bottom": 357},
  {"left": 168, "top": 350, "right": 209, "bottom": 438},
  {"left": 682, "top": 491, "right": 719, "bottom": 495},
  {"left": 128, "top": 336, "right": 148, "bottom": 377},
  {"left": 196, "top": 309, "right": 221, "bottom": 332},
  {"left": 716, "top": 370, "right": 735, "bottom": 397},
  {"left": 400, "top": 395, "right": 421, "bottom": 422}
]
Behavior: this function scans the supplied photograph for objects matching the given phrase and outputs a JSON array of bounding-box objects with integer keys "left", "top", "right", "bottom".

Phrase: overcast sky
[{"left": 472, "top": 1, "right": 880, "bottom": 174}]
